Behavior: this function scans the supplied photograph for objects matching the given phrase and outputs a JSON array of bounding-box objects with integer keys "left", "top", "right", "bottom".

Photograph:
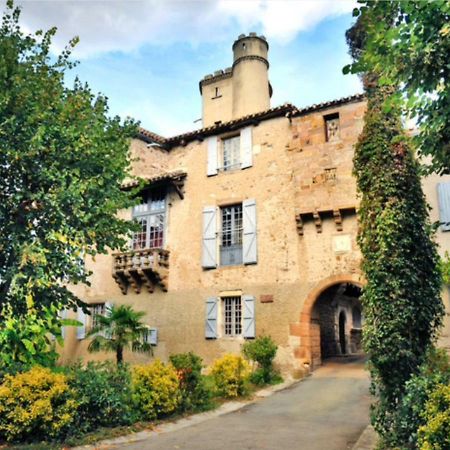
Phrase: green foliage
[
  {"left": 0, "top": 2, "right": 137, "bottom": 323},
  {"left": 439, "top": 252, "right": 450, "bottom": 285},
  {"left": 210, "top": 354, "right": 250, "bottom": 398},
  {"left": 0, "top": 366, "right": 78, "bottom": 442},
  {"left": 87, "top": 304, "right": 153, "bottom": 365},
  {"left": 418, "top": 383, "right": 450, "bottom": 450},
  {"left": 66, "top": 361, "right": 135, "bottom": 433},
  {"left": 0, "top": 303, "right": 77, "bottom": 371},
  {"left": 242, "top": 335, "right": 280, "bottom": 385},
  {"left": 393, "top": 348, "right": 450, "bottom": 449},
  {"left": 353, "top": 83, "right": 444, "bottom": 446},
  {"left": 347, "top": 16, "right": 445, "bottom": 446},
  {"left": 169, "top": 352, "right": 212, "bottom": 412},
  {"left": 132, "top": 359, "right": 181, "bottom": 420},
  {"left": 345, "top": 1, "right": 450, "bottom": 175}
]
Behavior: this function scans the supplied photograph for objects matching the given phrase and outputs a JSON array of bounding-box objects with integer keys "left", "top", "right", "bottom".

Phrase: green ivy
[{"left": 352, "top": 81, "right": 444, "bottom": 447}]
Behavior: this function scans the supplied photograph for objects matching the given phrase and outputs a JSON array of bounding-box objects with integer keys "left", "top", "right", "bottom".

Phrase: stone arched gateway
[{"left": 290, "top": 274, "right": 365, "bottom": 371}]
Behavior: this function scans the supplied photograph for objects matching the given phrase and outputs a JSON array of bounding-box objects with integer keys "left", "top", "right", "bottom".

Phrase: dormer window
[{"left": 324, "top": 113, "right": 340, "bottom": 142}]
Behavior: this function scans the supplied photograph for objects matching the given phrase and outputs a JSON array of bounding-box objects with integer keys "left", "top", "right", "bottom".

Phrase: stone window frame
[{"left": 324, "top": 112, "right": 340, "bottom": 142}]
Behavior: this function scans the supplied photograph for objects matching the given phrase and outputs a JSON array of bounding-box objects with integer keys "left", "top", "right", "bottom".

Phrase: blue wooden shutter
[
  {"left": 438, "top": 183, "right": 450, "bottom": 231},
  {"left": 207, "top": 136, "right": 218, "bottom": 176},
  {"left": 205, "top": 297, "right": 218, "bottom": 339},
  {"left": 240, "top": 126, "right": 253, "bottom": 169},
  {"left": 77, "top": 308, "right": 87, "bottom": 340},
  {"left": 242, "top": 295, "right": 255, "bottom": 339},
  {"left": 202, "top": 206, "right": 217, "bottom": 268},
  {"left": 243, "top": 199, "right": 257, "bottom": 264}
]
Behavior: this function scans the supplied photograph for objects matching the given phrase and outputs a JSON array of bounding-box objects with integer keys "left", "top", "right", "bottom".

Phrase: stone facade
[{"left": 61, "top": 33, "right": 450, "bottom": 375}]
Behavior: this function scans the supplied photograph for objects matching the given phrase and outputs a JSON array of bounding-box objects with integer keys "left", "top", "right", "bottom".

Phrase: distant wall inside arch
[{"left": 290, "top": 274, "right": 365, "bottom": 371}]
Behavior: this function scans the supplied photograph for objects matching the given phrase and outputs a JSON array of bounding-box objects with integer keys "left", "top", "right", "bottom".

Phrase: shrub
[
  {"left": 67, "top": 361, "right": 135, "bottom": 432},
  {"left": 418, "top": 383, "right": 450, "bottom": 450},
  {"left": 169, "top": 352, "right": 212, "bottom": 412},
  {"left": 132, "top": 359, "right": 181, "bottom": 420},
  {"left": 242, "top": 335, "right": 280, "bottom": 385},
  {"left": 0, "top": 366, "right": 77, "bottom": 442},
  {"left": 393, "top": 348, "right": 450, "bottom": 448},
  {"left": 210, "top": 354, "right": 250, "bottom": 398}
]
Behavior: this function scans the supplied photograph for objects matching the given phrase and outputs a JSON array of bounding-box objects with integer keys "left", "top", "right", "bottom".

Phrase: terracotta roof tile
[
  {"left": 136, "top": 93, "right": 365, "bottom": 148},
  {"left": 122, "top": 170, "right": 187, "bottom": 190}
]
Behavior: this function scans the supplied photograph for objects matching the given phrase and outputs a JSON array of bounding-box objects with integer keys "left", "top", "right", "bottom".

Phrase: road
[{"left": 122, "top": 355, "right": 371, "bottom": 450}]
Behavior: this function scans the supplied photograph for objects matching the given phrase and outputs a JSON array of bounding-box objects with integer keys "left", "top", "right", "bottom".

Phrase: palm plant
[{"left": 87, "top": 304, "right": 153, "bottom": 365}]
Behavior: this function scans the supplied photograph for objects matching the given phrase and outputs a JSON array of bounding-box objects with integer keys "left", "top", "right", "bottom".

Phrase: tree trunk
[{"left": 116, "top": 346, "right": 123, "bottom": 365}]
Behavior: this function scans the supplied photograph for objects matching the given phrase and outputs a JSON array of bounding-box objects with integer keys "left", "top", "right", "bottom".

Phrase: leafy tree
[
  {"left": 87, "top": 304, "right": 153, "bottom": 365},
  {"left": 0, "top": 0, "right": 137, "bottom": 328},
  {"left": 344, "top": 1, "right": 450, "bottom": 175},
  {"left": 346, "top": 15, "right": 445, "bottom": 447}
]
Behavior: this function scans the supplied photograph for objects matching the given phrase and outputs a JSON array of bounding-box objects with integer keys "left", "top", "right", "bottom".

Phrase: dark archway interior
[{"left": 311, "top": 283, "right": 363, "bottom": 366}]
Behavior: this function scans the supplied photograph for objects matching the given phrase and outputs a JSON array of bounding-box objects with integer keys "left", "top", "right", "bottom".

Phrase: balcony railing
[{"left": 112, "top": 248, "right": 169, "bottom": 294}]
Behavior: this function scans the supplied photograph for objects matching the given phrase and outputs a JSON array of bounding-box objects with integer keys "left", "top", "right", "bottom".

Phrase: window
[
  {"left": 77, "top": 301, "right": 112, "bottom": 340},
  {"left": 202, "top": 199, "right": 257, "bottom": 269},
  {"left": 222, "top": 135, "right": 241, "bottom": 171},
  {"left": 223, "top": 296, "right": 242, "bottom": 336},
  {"left": 132, "top": 188, "right": 166, "bottom": 249},
  {"left": 205, "top": 295, "right": 255, "bottom": 339},
  {"left": 220, "top": 204, "right": 243, "bottom": 266},
  {"left": 206, "top": 127, "right": 253, "bottom": 176},
  {"left": 90, "top": 303, "right": 106, "bottom": 330},
  {"left": 324, "top": 113, "right": 340, "bottom": 142},
  {"left": 142, "top": 326, "right": 158, "bottom": 346}
]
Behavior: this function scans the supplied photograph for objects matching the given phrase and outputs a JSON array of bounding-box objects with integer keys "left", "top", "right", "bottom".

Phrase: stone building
[{"left": 63, "top": 33, "right": 450, "bottom": 375}]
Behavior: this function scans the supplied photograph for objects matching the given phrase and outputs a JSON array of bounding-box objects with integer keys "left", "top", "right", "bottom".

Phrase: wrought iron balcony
[{"left": 112, "top": 248, "right": 169, "bottom": 294}]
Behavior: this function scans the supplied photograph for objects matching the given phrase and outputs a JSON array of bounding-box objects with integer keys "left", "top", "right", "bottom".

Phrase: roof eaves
[
  {"left": 165, "top": 103, "right": 296, "bottom": 148},
  {"left": 291, "top": 93, "right": 365, "bottom": 117}
]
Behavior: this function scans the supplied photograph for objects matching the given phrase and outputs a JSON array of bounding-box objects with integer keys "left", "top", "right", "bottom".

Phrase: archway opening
[{"left": 310, "top": 282, "right": 363, "bottom": 366}]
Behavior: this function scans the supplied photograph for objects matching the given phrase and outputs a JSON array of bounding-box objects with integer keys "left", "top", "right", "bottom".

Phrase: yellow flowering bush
[
  {"left": 210, "top": 354, "right": 250, "bottom": 398},
  {"left": 418, "top": 383, "right": 450, "bottom": 450},
  {"left": 132, "top": 359, "right": 181, "bottom": 420},
  {"left": 0, "top": 366, "right": 78, "bottom": 442}
]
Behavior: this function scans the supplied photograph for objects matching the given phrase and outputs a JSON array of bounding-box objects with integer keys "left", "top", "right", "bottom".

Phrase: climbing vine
[{"left": 347, "top": 17, "right": 445, "bottom": 448}]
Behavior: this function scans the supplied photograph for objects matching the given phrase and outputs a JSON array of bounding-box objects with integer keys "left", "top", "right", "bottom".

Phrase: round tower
[{"left": 231, "top": 33, "right": 272, "bottom": 119}]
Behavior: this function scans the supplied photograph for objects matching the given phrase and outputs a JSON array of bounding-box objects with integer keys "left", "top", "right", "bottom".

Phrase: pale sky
[{"left": 7, "top": 0, "right": 362, "bottom": 136}]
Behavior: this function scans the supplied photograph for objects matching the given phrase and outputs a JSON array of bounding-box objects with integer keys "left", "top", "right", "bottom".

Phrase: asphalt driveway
[{"left": 122, "top": 355, "right": 371, "bottom": 450}]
